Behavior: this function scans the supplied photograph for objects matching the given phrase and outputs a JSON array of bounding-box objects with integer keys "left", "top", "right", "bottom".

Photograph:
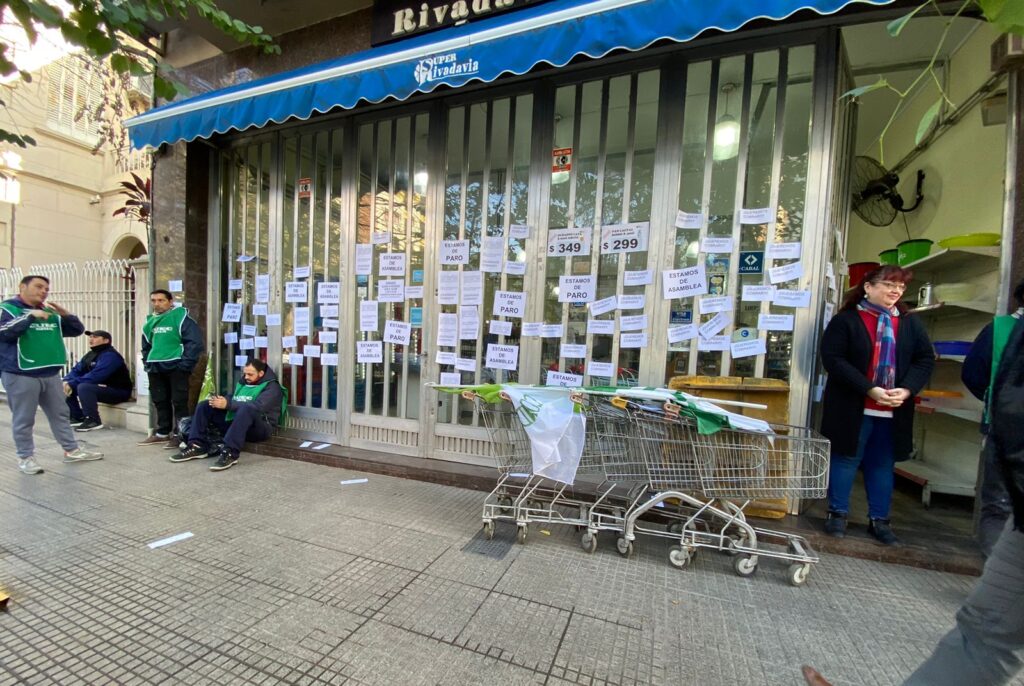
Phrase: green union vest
[
  {"left": 986, "top": 314, "right": 1021, "bottom": 424},
  {"left": 225, "top": 380, "right": 269, "bottom": 421},
  {"left": 143, "top": 307, "right": 188, "bottom": 363},
  {"left": 0, "top": 302, "right": 66, "bottom": 371}
]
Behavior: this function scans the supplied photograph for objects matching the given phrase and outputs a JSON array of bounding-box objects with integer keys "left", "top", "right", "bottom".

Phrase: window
[{"left": 46, "top": 56, "right": 103, "bottom": 144}]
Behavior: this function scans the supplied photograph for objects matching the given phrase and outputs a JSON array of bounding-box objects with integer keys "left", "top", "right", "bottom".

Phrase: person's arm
[
  {"left": 0, "top": 307, "right": 33, "bottom": 342},
  {"left": 46, "top": 302, "right": 85, "bottom": 337},
  {"left": 76, "top": 351, "right": 124, "bottom": 386},
  {"left": 140, "top": 330, "right": 152, "bottom": 369},
  {"left": 226, "top": 382, "right": 282, "bottom": 418},
  {"left": 961, "top": 323, "right": 993, "bottom": 401},
  {"left": 63, "top": 357, "right": 87, "bottom": 385},
  {"left": 820, "top": 315, "right": 874, "bottom": 397},
  {"left": 898, "top": 317, "right": 936, "bottom": 395},
  {"left": 179, "top": 316, "right": 203, "bottom": 373}
]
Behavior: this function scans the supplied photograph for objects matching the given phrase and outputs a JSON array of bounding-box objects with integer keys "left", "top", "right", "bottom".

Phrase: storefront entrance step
[{"left": 250, "top": 436, "right": 985, "bottom": 577}]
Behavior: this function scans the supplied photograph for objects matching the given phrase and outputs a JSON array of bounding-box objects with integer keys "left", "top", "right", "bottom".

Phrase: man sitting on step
[
  {"left": 64, "top": 330, "right": 133, "bottom": 432},
  {"left": 169, "top": 358, "right": 283, "bottom": 472}
]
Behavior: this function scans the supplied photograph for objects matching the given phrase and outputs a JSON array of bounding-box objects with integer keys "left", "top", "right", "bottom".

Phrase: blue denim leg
[
  {"left": 827, "top": 417, "right": 878, "bottom": 514},
  {"left": 860, "top": 417, "right": 895, "bottom": 520}
]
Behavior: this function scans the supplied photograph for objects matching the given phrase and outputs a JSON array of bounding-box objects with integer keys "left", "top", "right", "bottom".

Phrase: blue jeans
[
  {"left": 66, "top": 383, "right": 132, "bottom": 422},
  {"left": 188, "top": 402, "right": 273, "bottom": 454},
  {"left": 827, "top": 415, "right": 895, "bottom": 520}
]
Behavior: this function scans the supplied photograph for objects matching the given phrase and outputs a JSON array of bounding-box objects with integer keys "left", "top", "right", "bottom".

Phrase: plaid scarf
[{"left": 859, "top": 298, "right": 897, "bottom": 390}]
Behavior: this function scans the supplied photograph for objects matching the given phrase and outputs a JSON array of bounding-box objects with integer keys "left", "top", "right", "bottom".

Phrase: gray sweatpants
[
  {"left": 2, "top": 371, "right": 78, "bottom": 459},
  {"left": 905, "top": 523, "right": 1024, "bottom": 685}
]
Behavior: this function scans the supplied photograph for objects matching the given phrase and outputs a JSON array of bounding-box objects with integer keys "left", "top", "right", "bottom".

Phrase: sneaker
[
  {"left": 74, "top": 418, "right": 105, "bottom": 432},
  {"left": 824, "top": 511, "right": 847, "bottom": 538},
  {"left": 868, "top": 518, "right": 901, "bottom": 546},
  {"left": 170, "top": 443, "right": 210, "bottom": 463},
  {"left": 137, "top": 433, "right": 169, "bottom": 446},
  {"left": 18, "top": 457, "right": 43, "bottom": 474},
  {"left": 209, "top": 451, "right": 238, "bottom": 472},
  {"left": 69, "top": 417, "right": 86, "bottom": 428},
  {"left": 163, "top": 435, "right": 184, "bottom": 450},
  {"left": 64, "top": 447, "right": 104, "bottom": 463}
]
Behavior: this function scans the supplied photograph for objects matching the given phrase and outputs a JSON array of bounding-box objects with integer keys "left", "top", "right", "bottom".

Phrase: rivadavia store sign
[{"left": 372, "top": 0, "right": 552, "bottom": 45}]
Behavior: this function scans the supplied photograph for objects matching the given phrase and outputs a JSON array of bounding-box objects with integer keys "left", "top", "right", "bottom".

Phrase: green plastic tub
[
  {"left": 878, "top": 249, "right": 899, "bottom": 265},
  {"left": 898, "top": 239, "right": 933, "bottom": 265}
]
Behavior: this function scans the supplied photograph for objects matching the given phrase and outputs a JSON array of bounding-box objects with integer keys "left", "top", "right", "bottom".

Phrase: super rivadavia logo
[{"left": 414, "top": 52, "right": 480, "bottom": 86}]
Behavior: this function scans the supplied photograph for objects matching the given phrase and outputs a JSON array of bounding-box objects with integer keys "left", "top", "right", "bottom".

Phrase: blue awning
[{"left": 127, "top": 0, "right": 893, "bottom": 148}]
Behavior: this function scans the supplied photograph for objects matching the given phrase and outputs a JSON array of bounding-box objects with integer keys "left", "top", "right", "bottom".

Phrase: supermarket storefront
[{"left": 129, "top": 0, "right": 889, "bottom": 464}]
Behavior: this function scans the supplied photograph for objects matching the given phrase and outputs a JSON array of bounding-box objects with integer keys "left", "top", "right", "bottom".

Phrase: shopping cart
[{"left": 612, "top": 395, "right": 829, "bottom": 586}]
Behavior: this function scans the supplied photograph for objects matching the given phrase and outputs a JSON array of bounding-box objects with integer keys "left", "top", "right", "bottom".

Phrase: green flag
[{"left": 197, "top": 354, "right": 216, "bottom": 403}]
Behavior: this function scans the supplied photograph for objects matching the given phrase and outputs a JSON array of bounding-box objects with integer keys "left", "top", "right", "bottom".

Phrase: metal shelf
[
  {"left": 915, "top": 405, "right": 982, "bottom": 423},
  {"left": 903, "top": 246, "right": 1000, "bottom": 276}
]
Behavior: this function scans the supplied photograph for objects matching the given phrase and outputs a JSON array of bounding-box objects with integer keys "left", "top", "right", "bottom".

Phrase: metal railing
[{"left": 0, "top": 259, "right": 143, "bottom": 382}]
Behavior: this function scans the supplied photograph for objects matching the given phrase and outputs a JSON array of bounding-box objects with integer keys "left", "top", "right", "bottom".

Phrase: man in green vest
[
  {"left": 962, "top": 278, "right": 1024, "bottom": 557},
  {"left": 169, "top": 358, "right": 283, "bottom": 471},
  {"left": 137, "top": 289, "right": 203, "bottom": 449},
  {"left": 0, "top": 275, "right": 104, "bottom": 474}
]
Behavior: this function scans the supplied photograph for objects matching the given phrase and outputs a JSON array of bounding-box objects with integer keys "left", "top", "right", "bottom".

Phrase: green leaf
[
  {"left": 886, "top": 5, "right": 925, "bottom": 37},
  {"left": 28, "top": 1, "right": 63, "bottom": 27},
  {"left": 19, "top": 70, "right": 31, "bottom": 83},
  {"left": 841, "top": 77, "right": 888, "bottom": 99},
  {"left": 916, "top": 99, "right": 943, "bottom": 145},
  {"left": 979, "top": 0, "right": 1024, "bottom": 35}
]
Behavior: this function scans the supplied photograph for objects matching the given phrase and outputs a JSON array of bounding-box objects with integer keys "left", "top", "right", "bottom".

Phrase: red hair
[{"left": 839, "top": 264, "right": 914, "bottom": 313}]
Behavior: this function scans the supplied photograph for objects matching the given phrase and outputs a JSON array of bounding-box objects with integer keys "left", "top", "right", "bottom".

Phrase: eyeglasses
[{"left": 871, "top": 280, "right": 907, "bottom": 293}]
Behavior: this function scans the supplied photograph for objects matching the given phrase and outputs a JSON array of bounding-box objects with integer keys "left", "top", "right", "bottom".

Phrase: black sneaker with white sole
[
  {"left": 69, "top": 418, "right": 86, "bottom": 428},
  {"left": 169, "top": 443, "right": 210, "bottom": 463},
  {"left": 74, "top": 418, "right": 105, "bottom": 432},
  {"left": 209, "top": 451, "right": 238, "bottom": 471}
]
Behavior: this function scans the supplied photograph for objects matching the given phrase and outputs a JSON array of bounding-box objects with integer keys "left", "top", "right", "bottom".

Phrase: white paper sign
[
  {"left": 228, "top": 279, "right": 243, "bottom": 291},
  {"left": 507, "top": 224, "right": 528, "bottom": 239},
  {"left": 242, "top": 324, "right": 257, "bottom": 337},
  {"left": 620, "top": 314, "right": 647, "bottom": 331},
  {"left": 436, "top": 351, "right": 457, "bottom": 365},
  {"left": 321, "top": 353, "right": 339, "bottom": 366},
  {"left": 294, "top": 307, "right": 310, "bottom": 336},
  {"left": 522, "top": 322, "right": 542, "bottom": 337},
  {"left": 459, "top": 306, "right": 479, "bottom": 340},
  {"left": 588, "top": 319, "right": 615, "bottom": 335},
  {"left": 773, "top": 289, "right": 812, "bottom": 308},
  {"left": 282, "top": 335, "right": 297, "bottom": 348},
  {"left": 621, "top": 332, "right": 648, "bottom": 349},
  {"left": 456, "top": 356, "right": 477, "bottom": 372},
  {"left": 460, "top": 271, "right": 483, "bottom": 306},
  {"left": 384, "top": 320, "right": 412, "bottom": 345},
  {"left": 823, "top": 302, "right": 836, "bottom": 327},
  {"left": 742, "top": 285, "right": 776, "bottom": 302},
  {"left": 668, "top": 323, "right": 697, "bottom": 343},
  {"left": 437, "top": 313, "right": 458, "bottom": 347},
  {"left": 252, "top": 304, "right": 268, "bottom": 316},
  {"left": 236, "top": 355, "right": 250, "bottom": 367},
  {"left": 767, "top": 242, "right": 802, "bottom": 259},
  {"left": 236, "top": 255, "right": 255, "bottom": 263},
  {"left": 285, "top": 281, "right": 307, "bottom": 303},
  {"left": 590, "top": 295, "right": 617, "bottom": 316},
  {"left": 221, "top": 303, "right": 242, "bottom": 323},
  {"left": 321, "top": 305, "right": 339, "bottom": 318},
  {"left": 440, "top": 372, "right": 462, "bottom": 385},
  {"left": 547, "top": 227, "right": 592, "bottom": 258},
  {"left": 701, "top": 236, "right": 734, "bottom": 253},
  {"left": 588, "top": 360, "right": 615, "bottom": 378},
  {"left": 355, "top": 244, "right": 373, "bottom": 275},
  {"left": 319, "top": 331, "right": 338, "bottom": 344},
  {"left": 768, "top": 260, "right": 804, "bottom": 284},
  {"left": 740, "top": 207, "right": 774, "bottom": 224},
  {"left": 698, "top": 335, "right": 729, "bottom": 351},
  {"left": 618, "top": 294, "right": 645, "bottom": 310},
  {"left": 266, "top": 313, "right": 282, "bottom": 326},
  {"left": 547, "top": 371, "right": 583, "bottom": 387},
  {"left": 485, "top": 344, "right": 519, "bottom": 370},
  {"left": 379, "top": 253, "right": 406, "bottom": 277},
  {"left": 440, "top": 239, "right": 470, "bottom": 265},
  {"left": 292, "top": 266, "right": 311, "bottom": 280},
  {"left": 600, "top": 222, "right": 649, "bottom": 255},
  {"left": 303, "top": 344, "right": 321, "bottom": 358},
  {"left": 405, "top": 286, "right": 424, "bottom": 300},
  {"left": 758, "top": 314, "right": 795, "bottom": 331},
  {"left": 675, "top": 211, "right": 704, "bottom": 229},
  {"left": 255, "top": 337, "right": 269, "bottom": 349},
  {"left": 438, "top": 271, "right": 459, "bottom": 305},
  {"left": 489, "top": 320, "right": 513, "bottom": 336},
  {"left": 224, "top": 332, "right": 238, "bottom": 344},
  {"left": 317, "top": 282, "right": 340, "bottom": 304},
  {"left": 699, "top": 295, "right": 734, "bottom": 314},
  {"left": 481, "top": 236, "right": 505, "bottom": 272},
  {"left": 540, "top": 324, "right": 564, "bottom": 338},
  {"left": 699, "top": 311, "right": 731, "bottom": 339},
  {"left": 238, "top": 339, "right": 255, "bottom": 351},
  {"left": 378, "top": 279, "right": 405, "bottom": 303},
  {"left": 357, "top": 341, "right": 383, "bottom": 363},
  {"left": 168, "top": 279, "right": 183, "bottom": 293},
  {"left": 731, "top": 338, "right": 767, "bottom": 358},
  {"left": 288, "top": 353, "right": 304, "bottom": 365},
  {"left": 663, "top": 264, "right": 708, "bottom": 299},
  {"left": 624, "top": 269, "right": 654, "bottom": 286},
  {"left": 504, "top": 260, "right": 526, "bottom": 276},
  {"left": 493, "top": 291, "right": 526, "bottom": 319},
  {"left": 558, "top": 275, "right": 596, "bottom": 303},
  {"left": 561, "top": 343, "right": 586, "bottom": 358},
  {"left": 371, "top": 231, "right": 391, "bottom": 245},
  {"left": 256, "top": 274, "right": 270, "bottom": 303}
]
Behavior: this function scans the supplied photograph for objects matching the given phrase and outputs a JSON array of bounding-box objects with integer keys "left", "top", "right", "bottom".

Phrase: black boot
[
  {"left": 868, "top": 518, "right": 901, "bottom": 546},
  {"left": 824, "top": 511, "right": 847, "bottom": 538}
]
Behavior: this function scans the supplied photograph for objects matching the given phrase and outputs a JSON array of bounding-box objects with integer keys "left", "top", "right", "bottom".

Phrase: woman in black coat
[{"left": 819, "top": 265, "right": 934, "bottom": 545}]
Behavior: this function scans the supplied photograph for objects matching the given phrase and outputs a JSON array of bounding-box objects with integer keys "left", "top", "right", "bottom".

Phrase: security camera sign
[
  {"left": 298, "top": 178, "right": 312, "bottom": 199},
  {"left": 552, "top": 147, "right": 572, "bottom": 173}
]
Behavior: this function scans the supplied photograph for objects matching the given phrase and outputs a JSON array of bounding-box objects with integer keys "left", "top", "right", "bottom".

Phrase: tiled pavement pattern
[{"left": 0, "top": 416, "right": 1017, "bottom": 686}]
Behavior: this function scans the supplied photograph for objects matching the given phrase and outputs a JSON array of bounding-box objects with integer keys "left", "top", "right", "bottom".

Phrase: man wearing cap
[
  {"left": 63, "top": 330, "right": 134, "bottom": 432},
  {"left": 0, "top": 274, "right": 103, "bottom": 474}
]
